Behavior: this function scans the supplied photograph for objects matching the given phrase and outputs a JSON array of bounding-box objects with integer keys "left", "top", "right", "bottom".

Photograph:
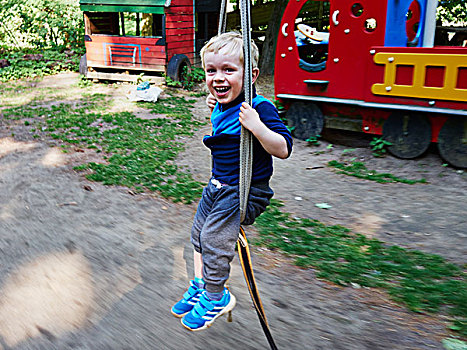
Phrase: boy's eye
[{"left": 206, "top": 69, "right": 215, "bottom": 74}]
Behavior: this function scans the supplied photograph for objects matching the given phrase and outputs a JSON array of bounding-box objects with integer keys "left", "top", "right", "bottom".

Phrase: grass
[
  {"left": 328, "top": 160, "right": 427, "bottom": 184},
  {"left": 254, "top": 200, "right": 467, "bottom": 337},
  {"left": 2, "top": 91, "right": 205, "bottom": 204}
]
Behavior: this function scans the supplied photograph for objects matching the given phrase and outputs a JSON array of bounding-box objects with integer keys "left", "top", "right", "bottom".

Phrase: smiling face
[{"left": 204, "top": 49, "right": 245, "bottom": 105}]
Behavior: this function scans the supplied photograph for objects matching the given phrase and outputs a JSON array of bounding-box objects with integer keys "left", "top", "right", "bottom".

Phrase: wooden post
[
  {"left": 84, "top": 13, "right": 91, "bottom": 35},
  {"left": 120, "top": 13, "right": 126, "bottom": 36},
  {"left": 136, "top": 13, "right": 140, "bottom": 36}
]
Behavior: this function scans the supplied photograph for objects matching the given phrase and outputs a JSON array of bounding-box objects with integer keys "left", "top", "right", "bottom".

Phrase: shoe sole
[
  {"left": 171, "top": 309, "right": 188, "bottom": 318},
  {"left": 181, "top": 294, "right": 237, "bottom": 332}
]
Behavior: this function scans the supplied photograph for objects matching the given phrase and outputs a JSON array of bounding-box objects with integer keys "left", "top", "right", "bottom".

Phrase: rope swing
[{"left": 218, "top": 1, "right": 278, "bottom": 348}]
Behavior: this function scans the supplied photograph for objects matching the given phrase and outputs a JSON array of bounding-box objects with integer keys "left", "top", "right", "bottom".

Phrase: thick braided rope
[
  {"left": 218, "top": 0, "right": 227, "bottom": 35},
  {"left": 216, "top": 0, "right": 251, "bottom": 222},
  {"left": 239, "top": 0, "right": 253, "bottom": 223},
  {"left": 218, "top": 3, "right": 277, "bottom": 347}
]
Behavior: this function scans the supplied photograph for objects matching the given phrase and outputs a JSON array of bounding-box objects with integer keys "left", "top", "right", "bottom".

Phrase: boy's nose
[{"left": 214, "top": 71, "right": 225, "bottom": 81}]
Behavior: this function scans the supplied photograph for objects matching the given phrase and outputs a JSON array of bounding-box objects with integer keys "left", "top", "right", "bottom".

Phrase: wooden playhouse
[{"left": 79, "top": 0, "right": 220, "bottom": 82}]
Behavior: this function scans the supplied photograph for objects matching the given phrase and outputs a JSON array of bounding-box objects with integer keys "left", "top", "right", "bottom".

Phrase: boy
[{"left": 171, "top": 32, "right": 293, "bottom": 331}]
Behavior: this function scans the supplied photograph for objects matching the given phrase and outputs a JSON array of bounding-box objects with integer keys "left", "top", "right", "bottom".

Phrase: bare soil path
[{"left": 0, "top": 73, "right": 465, "bottom": 350}]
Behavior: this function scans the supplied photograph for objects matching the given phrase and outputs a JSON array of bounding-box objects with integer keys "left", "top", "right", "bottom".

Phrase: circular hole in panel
[
  {"left": 351, "top": 3, "right": 364, "bottom": 17},
  {"left": 364, "top": 18, "right": 377, "bottom": 32}
]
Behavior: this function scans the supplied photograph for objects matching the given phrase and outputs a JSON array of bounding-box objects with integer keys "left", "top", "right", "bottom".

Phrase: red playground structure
[
  {"left": 79, "top": 0, "right": 219, "bottom": 82},
  {"left": 274, "top": 0, "right": 467, "bottom": 167}
]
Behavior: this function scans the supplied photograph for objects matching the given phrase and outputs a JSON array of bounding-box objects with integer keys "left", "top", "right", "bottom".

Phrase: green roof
[{"left": 80, "top": 0, "right": 167, "bottom": 13}]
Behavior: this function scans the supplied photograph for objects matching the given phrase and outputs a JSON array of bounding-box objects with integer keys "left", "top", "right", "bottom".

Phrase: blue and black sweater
[{"left": 203, "top": 91, "right": 293, "bottom": 186}]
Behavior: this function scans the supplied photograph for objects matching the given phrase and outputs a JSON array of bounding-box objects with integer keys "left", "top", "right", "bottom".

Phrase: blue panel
[{"left": 385, "top": 0, "right": 427, "bottom": 47}]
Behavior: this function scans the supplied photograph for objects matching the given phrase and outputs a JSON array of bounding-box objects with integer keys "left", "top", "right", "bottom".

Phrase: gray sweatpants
[{"left": 191, "top": 178, "right": 273, "bottom": 293}]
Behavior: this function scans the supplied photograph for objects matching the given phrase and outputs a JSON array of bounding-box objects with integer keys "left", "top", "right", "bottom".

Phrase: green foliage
[
  {"left": 0, "top": 48, "right": 81, "bottom": 82},
  {"left": 254, "top": 200, "right": 467, "bottom": 337},
  {"left": 0, "top": 0, "right": 84, "bottom": 81},
  {"left": 0, "top": 0, "right": 84, "bottom": 51},
  {"left": 370, "top": 136, "right": 392, "bottom": 157},
  {"left": 448, "top": 320, "right": 467, "bottom": 340},
  {"left": 286, "top": 125, "right": 295, "bottom": 133},
  {"left": 166, "top": 66, "right": 205, "bottom": 91},
  {"left": 273, "top": 99, "right": 285, "bottom": 111},
  {"left": 437, "top": 0, "right": 467, "bottom": 24},
  {"left": 136, "top": 73, "right": 150, "bottom": 85},
  {"left": 2, "top": 93, "right": 205, "bottom": 203},
  {"left": 305, "top": 135, "right": 320, "bottom": 146},
  {"left": 165, "top": 75, "right": 179, "bottom": 88},
  {"left": 442, "top": 338, "right": 467, "bottom": 350},
  {"left": 123, "top": 12, "right": 138, "bottom": 36},
  {"left": 188, "top": 66, "right": 206, "bottom": 84},
  {"left": 189, "top": 91, "right": 208, "bottom": 97},
  {"left": 78, "top": 74, "right": 93, "bottom": 88},
  {"left": 328, "top": 160, "right": 427, "bottom": 184}
]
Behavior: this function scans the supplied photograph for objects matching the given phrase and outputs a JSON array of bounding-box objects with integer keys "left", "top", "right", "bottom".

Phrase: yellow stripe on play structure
[{"left": 372, "top": 52, "right": 467, "bottom": 102}]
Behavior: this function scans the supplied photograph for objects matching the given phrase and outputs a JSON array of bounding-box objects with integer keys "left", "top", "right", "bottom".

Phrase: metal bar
[
  {"left": 423, "top": 0, "right": 438, "bottom": 48},
  {"left": 276, "top": 93, "right": 467, "bottom": 116}
]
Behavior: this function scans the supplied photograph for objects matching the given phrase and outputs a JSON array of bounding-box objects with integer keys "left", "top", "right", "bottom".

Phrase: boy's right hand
[{"left": 206, "top": 93, "right": 216, "bottom": 111}]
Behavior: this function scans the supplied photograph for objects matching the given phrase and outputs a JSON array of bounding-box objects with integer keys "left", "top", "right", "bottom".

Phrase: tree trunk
[{"left": 259, "top": 0, "right": 288, "bottom": 75}]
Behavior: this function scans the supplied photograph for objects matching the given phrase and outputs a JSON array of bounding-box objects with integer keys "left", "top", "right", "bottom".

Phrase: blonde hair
[{"left": 200, "top": 31, "right": 259, "bottom": 69}]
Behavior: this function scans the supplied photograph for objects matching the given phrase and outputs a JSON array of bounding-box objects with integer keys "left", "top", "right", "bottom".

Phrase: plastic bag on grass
[{"left": 127, "top": 82, "right": 163, "bottom": 102}]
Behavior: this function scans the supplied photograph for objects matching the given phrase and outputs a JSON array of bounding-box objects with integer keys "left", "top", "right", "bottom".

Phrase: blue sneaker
[
  {"left": 171, "top": 281, "right": 203, "bottom": 318},
  {"left": 181, "top": 289, "right": 236, "bottom": 331}
]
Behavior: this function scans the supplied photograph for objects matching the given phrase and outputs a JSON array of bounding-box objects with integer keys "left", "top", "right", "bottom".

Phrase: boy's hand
[
  {"left": 239, "top": 102, "right": 262, "bottom": 134},
  {"left": 206, "top": 93, "right": 217, "bottom": 111}
]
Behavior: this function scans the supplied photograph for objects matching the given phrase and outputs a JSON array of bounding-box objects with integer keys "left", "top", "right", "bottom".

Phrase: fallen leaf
[{"left": 315, "top": 203, "right": 332, "bottom": 209}]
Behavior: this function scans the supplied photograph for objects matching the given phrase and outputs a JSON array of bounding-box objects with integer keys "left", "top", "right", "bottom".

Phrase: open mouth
[{"left": 214, "top": 86, "right": 230, "bottom": 96}]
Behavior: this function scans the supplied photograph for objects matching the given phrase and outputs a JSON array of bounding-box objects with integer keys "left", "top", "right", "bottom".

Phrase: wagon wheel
[
  {"left": 382, "top": 111, "right": 431, "bottom": 159},
  {"left": 437, "top": 117, "right": 467, "bottom": 168},
  {"left": 286, "top": 101, "right": 324, "bottom": 141}
]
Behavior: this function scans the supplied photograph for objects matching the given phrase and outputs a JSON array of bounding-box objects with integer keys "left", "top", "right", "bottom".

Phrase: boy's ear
[{"left": 251, "top": 67, "right": 260, "bottom": 84}]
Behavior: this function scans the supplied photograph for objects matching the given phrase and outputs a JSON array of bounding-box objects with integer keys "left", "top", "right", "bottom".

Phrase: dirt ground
[{"left": 0, "top": 73, "right": 465, "bottom": 350}]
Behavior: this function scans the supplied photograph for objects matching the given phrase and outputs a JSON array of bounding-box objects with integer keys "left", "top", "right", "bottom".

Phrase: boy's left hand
[
  {"left": 206, "top": 93, "right": 217, "bottom": 111},
  {"left": 239, "top": 102, "right": 262, "bottom": 134}
]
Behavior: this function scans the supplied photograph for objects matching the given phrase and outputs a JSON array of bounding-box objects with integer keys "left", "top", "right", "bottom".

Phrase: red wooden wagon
[{"left": 79, "top": 0, "right": 219, "bottom": 82}]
